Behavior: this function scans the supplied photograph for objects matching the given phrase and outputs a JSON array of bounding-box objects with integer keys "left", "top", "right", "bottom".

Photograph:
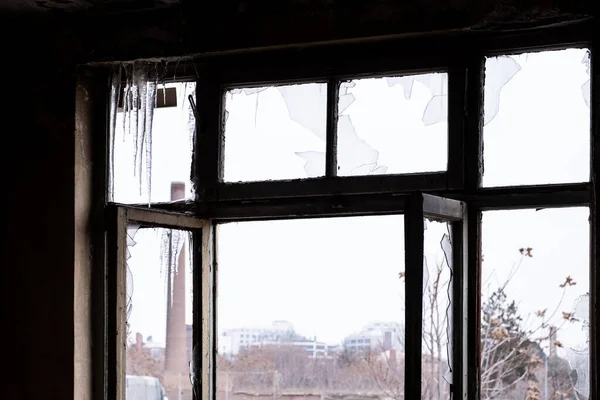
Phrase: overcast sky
[{"left": 115, "top": 48, "right": 591, "bottom": 367}]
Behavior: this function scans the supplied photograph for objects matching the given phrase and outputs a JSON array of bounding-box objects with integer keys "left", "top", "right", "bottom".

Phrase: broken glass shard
[
  {"left": 484, "top": 56, "right": 522, "bottom": 126},
  {"left": 582, "top": 51, "right": 590, "bottom": 108},
  {"left": 223, "top": 83, "right": 327, "bottom": 182},
  {"left": 338, "top": 73, "right": 448, "bottom": 176},
  {"left": 483, "top": 49, "right": 590, "bottom": 187}
]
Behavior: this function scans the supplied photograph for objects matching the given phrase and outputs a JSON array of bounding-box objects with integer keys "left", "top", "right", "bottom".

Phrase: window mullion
[
  {"left": 464, "top": 53, "right": 484, "bottom": 400},
  {"left": 325, "top": 77, "right": 340, "bottom": 177},
  {"left": 191, "top": 227, "right": 203, "bottom": 399},
  {"left": 447, "top": 62, "right": 467, "bottom": 190},
  {"left": 590, "top": 38, "right": 599, "bottom": 400},
  {"left": 404, "top": 192, "right": 425, "bottom": 400},
  {"left": 200, "top": 223, "right": 216, "bottom": 400},
  {"left": 194, "top": 65, "right": 224, "bottom": 203},
  {"left": 464, "top": 55, "right": 484, "bottom": 192},
  {"left": 451, "top": 218, "right": 468, "bottom": 400}
]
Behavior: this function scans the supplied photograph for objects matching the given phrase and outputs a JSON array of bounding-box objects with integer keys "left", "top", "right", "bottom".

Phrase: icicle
[
  {"left": 163, "top": 78, "right": 167, "bottom": 106},
  {"left": 160, "top": 229, "right": 187, "bottom": 308},
  {"left": 132, "top": 63, "right": 141, "bottom": 188},
  {"left": 172, "top": 231, "right": 186, "bottom": 272},
  {"left": 109, "top": 61, "right": 160, "bottom": 204},
  {"left": 145, "top": 77, "right": 157, "bottom": 205},
  {"left": 159, "top": 230, "right": 171, "bottom": 279},
  {"left": 137, "top": 64, "right": 148, "bottom": 196},
  {"left": 124, "top": 65, "right": 132, "bottom": 144},
  {"left": 187, "top": 231, "right": 194, "bottom": 300}
]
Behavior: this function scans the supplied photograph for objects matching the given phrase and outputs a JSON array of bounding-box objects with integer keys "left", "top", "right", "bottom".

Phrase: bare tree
[
  {"left": 227, "top": 345, "right": 309, "bottom": 391},
  {"left": 217, "top": 247, "right": 584, "bottom": 400},
  {"left": 480, "top": 249, "right": 582, "bottom": 400},
  {"left": 421, "top": 253, "right": 452, "bottom": 400},
  {"left": 373, "top": 246, "right": 585, "bottom": 400}
]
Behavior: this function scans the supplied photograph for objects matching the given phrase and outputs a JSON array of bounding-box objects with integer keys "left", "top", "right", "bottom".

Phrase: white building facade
[
  {"left": 219, "top": 321, "right": 338, "bottom": 358},
  {"left": 343, "top": 321, "right": 404, "bottom": 352}
]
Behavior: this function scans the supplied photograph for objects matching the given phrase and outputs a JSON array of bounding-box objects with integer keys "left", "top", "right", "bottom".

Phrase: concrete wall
[{"left": 1, "top": 1, "right": 595, "bottom": 399}]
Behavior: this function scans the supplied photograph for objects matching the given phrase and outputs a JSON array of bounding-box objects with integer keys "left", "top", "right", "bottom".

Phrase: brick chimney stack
[{"left": 164, "top": 182, "right": 189, "bottom": 394}]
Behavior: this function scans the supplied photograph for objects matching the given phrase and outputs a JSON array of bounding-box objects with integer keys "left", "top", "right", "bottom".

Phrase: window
[
  {"left": 99, "top": 28, "right": 596, "bottom": 400},
  {"left": 481, "top": 208, "right": 590, "bottom": 399}
]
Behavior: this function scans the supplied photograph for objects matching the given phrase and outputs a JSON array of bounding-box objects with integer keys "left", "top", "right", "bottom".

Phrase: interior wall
[
  {"left": 0, "top": 1, "right": 595, "bottom": 399},
  {"left": 3, "top": 20, "right": 78, "bottom": 399}
]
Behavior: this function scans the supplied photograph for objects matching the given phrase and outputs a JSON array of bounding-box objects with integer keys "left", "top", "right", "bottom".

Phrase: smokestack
[{"left": 164, "top": 182, "right": 189, "bottom": 390}]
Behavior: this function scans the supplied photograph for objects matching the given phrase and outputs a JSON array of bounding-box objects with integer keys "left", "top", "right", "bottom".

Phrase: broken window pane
[
  {"left": 483, "top": 49, "right": 590, "bottom": 187},
  {"left": 481, "top": 208, "right": 590, "bottom": 400},
  {"left": 223, "top": 84, "right": 327, "bottom": 182},
  {"left": 109, "top": 66, "right": 196, "bottom": 204},
  {"left": 336, "top": 73, "right": 448, "bottom": 176},
  {"left": 422, "top": 220, "right": 453, "bottom": 400},
  {"left": 217, "top": 216, "right": 405, "bottom": 399},
  {"left": 125, "top": 225, "right": 194, "bottom": 400}
]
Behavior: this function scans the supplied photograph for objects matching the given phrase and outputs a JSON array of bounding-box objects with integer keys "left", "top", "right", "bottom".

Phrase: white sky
[{"left": 114, "top": 49, "right": 591, "bottom": 365}]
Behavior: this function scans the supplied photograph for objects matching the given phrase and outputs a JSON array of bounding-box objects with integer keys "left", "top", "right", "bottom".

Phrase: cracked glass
[
  {"left": 483, "top": 49, "right": 590, "bottom": 187},
  {"left": 336, "top": 73, "right": 448, "bottom": 176},
  {"left": 223, "top": 84, "right": 327, "bottom": 182}
]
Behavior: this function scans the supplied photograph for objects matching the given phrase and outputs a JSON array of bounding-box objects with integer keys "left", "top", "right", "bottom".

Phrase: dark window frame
[{"left": 97, "top": 19, "right": 597, "bottom": 400}]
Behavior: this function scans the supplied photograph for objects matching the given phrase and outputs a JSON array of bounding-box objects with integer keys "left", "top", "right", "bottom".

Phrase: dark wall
[
  {"left": 3, "top": 19, "right": 78, "bottom": 400},
  {"left": 1, "top": 1, "right": 595, "bottom": 399}
]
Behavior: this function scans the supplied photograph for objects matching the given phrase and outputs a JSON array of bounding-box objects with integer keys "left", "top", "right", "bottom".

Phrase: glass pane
[
  {"left": 125, "top": 226, "right": 194, "bottom": 400},
  {"left": 217, "top": 216, "right": 405, "bottom": 400},
  {"left": 110, "top": 81, "right": 196, "bottom": 204},
  {"left": 483, "top": 49, "right": 590, "bottom": 187},
  {"left": 422, "top": 220, "right": 453, "bottom": 400},
  {"left": 336, "top": 73, "right": 448, "bottom": 176},
  {"left": 223, "top": 84, "right": 327, "bottom": 182},
  {"left": 481, "top": 208, "right": 590, "bottom": 400}
]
